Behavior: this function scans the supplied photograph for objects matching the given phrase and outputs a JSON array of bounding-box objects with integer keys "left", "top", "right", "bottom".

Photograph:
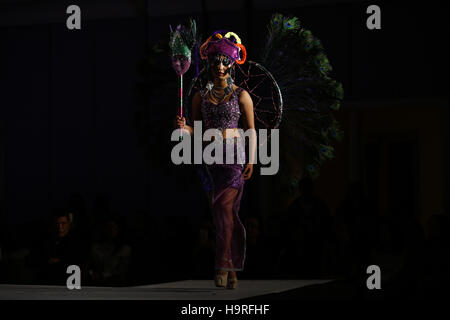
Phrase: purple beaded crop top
[{"left": 200, "top": 87, "right": 244, "bottom": 131}]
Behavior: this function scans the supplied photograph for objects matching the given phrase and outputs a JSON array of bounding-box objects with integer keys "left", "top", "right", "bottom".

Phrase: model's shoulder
[
  {"left": 235, "top": 86, "right": 250, "bottom": 100},
  {"left": 235, "top": 86, "right": 248, "bottom": 96}
]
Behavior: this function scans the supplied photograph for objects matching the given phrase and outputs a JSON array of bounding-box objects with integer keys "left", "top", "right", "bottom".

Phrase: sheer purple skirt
[{"left": 197, "top": 138, "right": 246, "bottom": 271}]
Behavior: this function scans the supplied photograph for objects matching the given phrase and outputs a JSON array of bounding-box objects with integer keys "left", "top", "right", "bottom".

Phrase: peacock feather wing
[{"left": 261, "top": 13, "right": 344, "bottom": 193}]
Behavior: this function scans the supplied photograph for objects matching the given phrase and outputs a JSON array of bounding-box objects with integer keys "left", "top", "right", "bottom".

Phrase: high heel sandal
[
  {"left": 226, "top": 275, "right": 238, "bottom": 289},
  {"left": 214, "top": 272, "right": 228, "bottom": 287}
]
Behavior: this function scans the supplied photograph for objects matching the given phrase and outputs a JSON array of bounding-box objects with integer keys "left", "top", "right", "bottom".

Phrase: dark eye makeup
[{"left": 210, "top": 56, "right": 232, "bottom": 67}]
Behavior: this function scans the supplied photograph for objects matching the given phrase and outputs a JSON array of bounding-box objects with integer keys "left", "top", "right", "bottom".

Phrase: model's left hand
[{"left": 243, "top": 163, "right": 253, "bottom": 180}]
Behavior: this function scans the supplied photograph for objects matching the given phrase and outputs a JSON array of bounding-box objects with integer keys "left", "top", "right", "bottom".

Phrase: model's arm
[
  {"left": 175, "top": 91, "right": 201, "bottom": 135},
  {"left": 239, "top": 89, "right": 256, "bottom": 180}
]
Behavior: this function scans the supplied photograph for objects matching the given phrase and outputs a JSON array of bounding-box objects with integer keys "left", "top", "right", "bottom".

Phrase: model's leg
[{"left": 213, "top": 187, "right": 238, "bottom": 271}]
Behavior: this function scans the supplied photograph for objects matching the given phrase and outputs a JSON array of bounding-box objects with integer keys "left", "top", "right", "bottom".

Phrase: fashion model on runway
[
  {"left": 176, "top": 30, "right": 255, "bottom": 289},
  {"left": 171, "top": 13, "right": 344, "bottom": 288}
]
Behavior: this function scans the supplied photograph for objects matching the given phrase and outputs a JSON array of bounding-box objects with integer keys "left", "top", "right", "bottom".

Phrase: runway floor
[{"left": 0, "top": 279, "right": 333, "bottom": 300}]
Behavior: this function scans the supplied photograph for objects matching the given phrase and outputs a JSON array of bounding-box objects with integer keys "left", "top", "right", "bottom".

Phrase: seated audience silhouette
[
  {"left": 87, "top": 217, "right": 131, "bottom": 286},
  {"left": 26, "top": 208, "right": 85, "bottom": 285}
]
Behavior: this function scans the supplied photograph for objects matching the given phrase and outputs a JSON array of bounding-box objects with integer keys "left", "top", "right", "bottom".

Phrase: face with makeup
[{"left": 209, "top": 54, "right": 234, "bottom": 81}]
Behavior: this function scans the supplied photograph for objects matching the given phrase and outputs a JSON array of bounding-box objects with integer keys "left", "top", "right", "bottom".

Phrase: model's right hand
[{"left": 175, "top": 115, "right": 186, "bottom": 129}]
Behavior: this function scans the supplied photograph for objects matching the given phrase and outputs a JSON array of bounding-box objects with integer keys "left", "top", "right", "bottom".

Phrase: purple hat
[{"left": 201, "top": 37, "right": 240, "bottom": 62}]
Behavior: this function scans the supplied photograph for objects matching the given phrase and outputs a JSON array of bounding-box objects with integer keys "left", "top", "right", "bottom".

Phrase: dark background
[{"left": 0, "top": 0, "right": 448, "bottom": 297}]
